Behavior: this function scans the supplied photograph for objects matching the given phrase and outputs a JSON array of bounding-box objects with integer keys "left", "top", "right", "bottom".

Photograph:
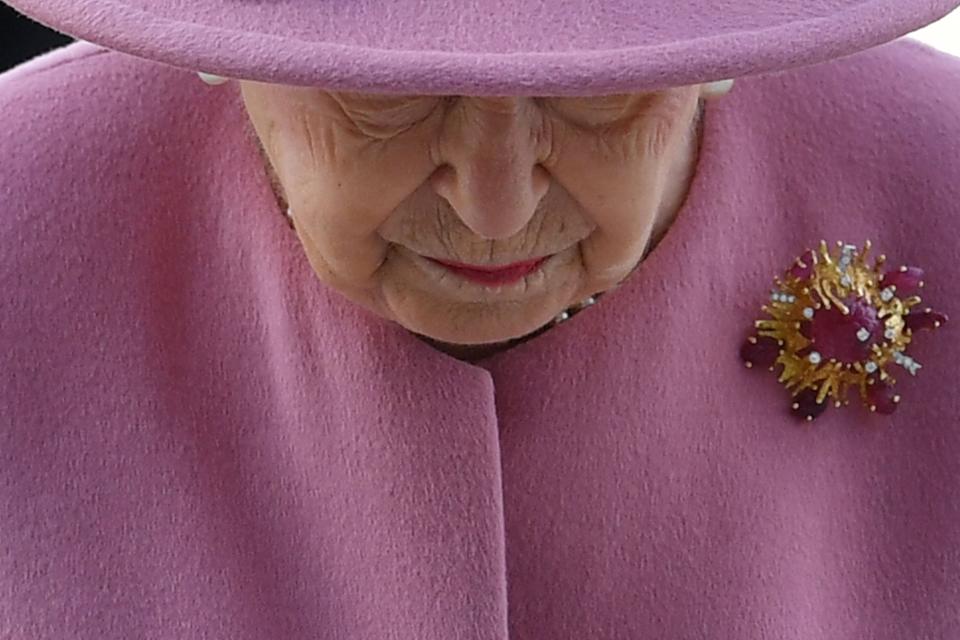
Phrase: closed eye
[
  {"left": 538, "top": 93, "right": 653, "bottom": 129},
  {"left": 333, "top": 92, "right": 450, "bottom": 138}
]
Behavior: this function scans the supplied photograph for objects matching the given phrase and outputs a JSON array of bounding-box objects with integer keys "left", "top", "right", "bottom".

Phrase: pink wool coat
[{"left": 1, "top": 39, "right": 959, "bottom": 639}]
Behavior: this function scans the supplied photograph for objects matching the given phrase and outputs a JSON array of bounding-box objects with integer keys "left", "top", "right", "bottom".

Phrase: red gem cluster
[{"left": 740, "top": 241, "right": 947, "bottom": 421}]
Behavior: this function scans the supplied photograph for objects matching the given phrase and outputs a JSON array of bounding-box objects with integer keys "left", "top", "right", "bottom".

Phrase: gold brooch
[{"left": 740, "top": 240, "right": 947, "bottom": 421}]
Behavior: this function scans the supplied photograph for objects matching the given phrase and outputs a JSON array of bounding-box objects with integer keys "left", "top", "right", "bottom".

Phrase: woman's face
[{"left": 239, "top": 82, "right": 705, "bottom": 349}]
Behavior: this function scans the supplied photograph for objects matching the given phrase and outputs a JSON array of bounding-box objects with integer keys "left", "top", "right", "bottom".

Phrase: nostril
[
  {"left": 428, "top": 163, "right": 456, "bottom": 196},
  {"left": 532, "top": 163, "right": 550, "bottom": 194},
  {"left": 427, "top": 152, "right": 549, "bottom": 241}
]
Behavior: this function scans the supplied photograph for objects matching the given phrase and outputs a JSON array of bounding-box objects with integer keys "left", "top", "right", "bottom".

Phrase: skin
[{"left": 239, "top": 82, "right": 720, "bottom": 361}]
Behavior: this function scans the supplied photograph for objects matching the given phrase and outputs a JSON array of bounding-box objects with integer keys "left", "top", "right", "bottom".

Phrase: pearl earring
[
  {"left": 701, "top": 78, "right": 735, "bottom": 98},
  {"left": 197, "top": 72, "right": 229, "bottom": 86}
]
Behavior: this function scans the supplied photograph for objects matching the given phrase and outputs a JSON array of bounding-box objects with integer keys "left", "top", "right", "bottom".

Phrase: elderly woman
[{"left": 2, "top": 0, "right": 960, "bottom": 637}]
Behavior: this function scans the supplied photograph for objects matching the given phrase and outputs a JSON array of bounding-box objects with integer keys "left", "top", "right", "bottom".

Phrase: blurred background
[
  {"left": 1, "top": 3, "right": 72, "bottom": 71},
  {"left": 1, "top": 3, "right": 959, "bottom": 73},
  {"left": 909, "top": 7, "right": 960, "bottom": 56}
]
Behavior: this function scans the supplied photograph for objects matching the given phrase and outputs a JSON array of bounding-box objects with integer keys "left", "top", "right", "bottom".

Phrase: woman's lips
[{"left": 426, "top": 256, "right": 552, "bottom": 285}]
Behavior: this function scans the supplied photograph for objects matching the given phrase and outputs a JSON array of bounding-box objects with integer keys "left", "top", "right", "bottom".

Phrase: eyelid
[
  {"left": 539, "top": 93, "right": 654, "bottom": 129},
  {"left": 341, "top": 96, "right": 450, "bottom": 139},
  {"left": 339, "top": 93, "right": 443, "bottom": 114},
  {"left": 539, "top": 97, "right": 627, "bottom": 129},
  {"left": 337, "top": 92, "right": 649, "bottom": 135}
]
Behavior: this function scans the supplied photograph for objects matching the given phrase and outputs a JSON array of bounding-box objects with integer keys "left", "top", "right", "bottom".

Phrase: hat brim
[{"left": 6, "top": 0, "right": 959, "bottom": 95}]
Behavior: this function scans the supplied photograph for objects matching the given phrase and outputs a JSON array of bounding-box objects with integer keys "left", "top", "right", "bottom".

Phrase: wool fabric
[
  {"left": 5, "top": 0, "right": 959, "bottom": 95},
  {"left": 1, "top": 39, "right": 959, "bottom": 639}
]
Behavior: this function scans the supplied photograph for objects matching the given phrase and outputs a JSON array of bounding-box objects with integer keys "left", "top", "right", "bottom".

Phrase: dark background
[{"left": 1, "top": 4, "right": 73, "bottom": 72}]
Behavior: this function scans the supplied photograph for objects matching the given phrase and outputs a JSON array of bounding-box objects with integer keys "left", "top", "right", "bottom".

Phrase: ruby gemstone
[
  {"left": 866, "top": 379, "right": 899, "bottom": 415},
  {"left": 791, "top": 388, "right": 829, "bottom": 421},
  {"left": 740, "top": 335, "right": 780, "bottom": 369},
  {"left": 806, "top": 296, "right": 881, "bottom": 363},
  {"left": 880, "top": 266, "right": 924, "bottom": 296},
  {"left": 904, "top": 309, "right": 948, "bottom": 333}
]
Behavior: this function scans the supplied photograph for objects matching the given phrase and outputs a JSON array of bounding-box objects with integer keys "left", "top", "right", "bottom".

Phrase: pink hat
[{"left": 5, "top": 0, "right": 959, "bottom": 95}]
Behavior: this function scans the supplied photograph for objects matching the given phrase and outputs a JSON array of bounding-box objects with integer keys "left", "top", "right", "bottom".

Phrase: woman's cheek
[{"left": 636, "top": 113, "right": 674, "bottom": 158}]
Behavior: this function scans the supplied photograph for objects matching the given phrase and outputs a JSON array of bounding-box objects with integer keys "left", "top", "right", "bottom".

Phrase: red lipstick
[{"left": 427, "top": 256, "right": 551, "bottom": 285}]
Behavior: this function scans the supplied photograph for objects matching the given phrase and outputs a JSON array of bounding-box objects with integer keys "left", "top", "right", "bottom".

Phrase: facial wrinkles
[
  {"left": 331, "top": 92, "right": 448, "bottom": 140},
  {"left": 260, "top": 85, "right": 695, "bottom": 291},
  {"left": 430, "top": 97, "right": 550, "bottom": 253},
  {"left": 543, "top": 89, "right": 697, "bottom": 282},
  {"left": 290, "top": 110, "right": 388, "bottom": 284},
  {"left": 243, "top": 96, "right": 356, "bottom": 286},
  {"left": 346, "top": 96, "right": 555, "bottom": 265},
  {"left": 374, "top": 92, "right": 689, "bottom": 272},
  {"left": 275, "top": 93, "right": 443, "bottom": 282},
  {"left": 350, "top": 98, "right": 506, "bottom": 264}
]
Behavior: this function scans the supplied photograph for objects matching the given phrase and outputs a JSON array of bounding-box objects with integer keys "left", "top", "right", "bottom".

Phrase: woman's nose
[{"left": 429, "top": 98, "right": 550, "bottom": 240}]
